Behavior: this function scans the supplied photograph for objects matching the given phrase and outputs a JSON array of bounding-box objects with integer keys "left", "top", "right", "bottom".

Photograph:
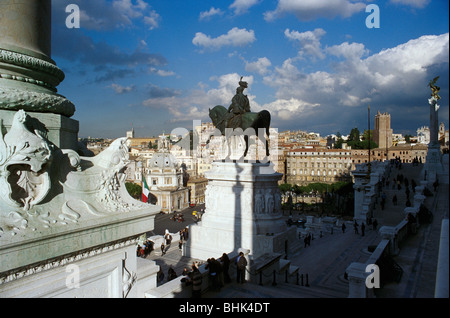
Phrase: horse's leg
[
  {"left": 243, "top": 135, "right": 249, "bottom": 158},
  {"left": 224, "top": 133, "right": 231, "bottom": 161},
  {"left": 265, "top": 125, "right": 270, "bottom": 157}
]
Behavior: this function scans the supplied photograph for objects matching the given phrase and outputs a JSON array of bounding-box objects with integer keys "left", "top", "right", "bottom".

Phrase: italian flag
[{"left": 142, "top": 176, "right": 150, "bottom": 203}]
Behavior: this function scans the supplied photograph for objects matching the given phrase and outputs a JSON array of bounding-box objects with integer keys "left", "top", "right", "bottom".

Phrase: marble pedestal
[
  {"left": 423, "top": 146, "right": 443, "bottom": 184},
  {"left": 0, "top": 109, "right": 79, "bottom": 150},
  {"left": 184, "top": 161, "right": 297, "bottom": 261}
]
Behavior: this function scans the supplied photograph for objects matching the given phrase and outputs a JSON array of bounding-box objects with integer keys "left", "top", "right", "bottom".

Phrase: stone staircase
[
  {"left": 374, "top": 163, "right": 424, "bottom": 226},
  {"left": 205, "top": 279, "right": 347, "bottom": 298}
]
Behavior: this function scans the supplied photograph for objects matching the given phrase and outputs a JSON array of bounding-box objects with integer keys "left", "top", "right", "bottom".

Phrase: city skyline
[{"left": 52, "top": 0, "right": 449, "bottom": 139}]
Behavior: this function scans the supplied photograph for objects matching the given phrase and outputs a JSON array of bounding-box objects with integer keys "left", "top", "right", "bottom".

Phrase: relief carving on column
[{"left": 0, "top": 109, "right": 53, "bottom": 211}]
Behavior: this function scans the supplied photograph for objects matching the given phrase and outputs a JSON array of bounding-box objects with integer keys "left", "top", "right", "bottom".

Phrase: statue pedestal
[
  {"left": 184, "top": 161, "right": 298, "bottom": 261},
  {"left": 0, "top": 109, "right": 79, "bottom": 150},
  {"left": 423, "top": 98, "right": 443, "bottom": 184},
  {"left": 423, "top": 146, "right": 443, "bottom": 184}
]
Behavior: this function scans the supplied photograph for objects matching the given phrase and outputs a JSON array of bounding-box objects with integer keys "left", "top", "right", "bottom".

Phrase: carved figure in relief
[
  {"left": 265, "top": 190, "right": 274, "bottom": 214},
  {"left": 254, "top": 189, "right": 264, "bottom": 214},
  {"left": 0, "top": 110, "right": 52, "bottom": 210},
  {"left": 274, "top": 191, "right": 281, "bottom": 214}
]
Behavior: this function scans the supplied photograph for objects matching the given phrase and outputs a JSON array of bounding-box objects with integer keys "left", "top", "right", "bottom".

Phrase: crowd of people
[
  {"left": 136, "top": 240, "right": 154, "bottom": 258},
  {"left": 157, "top": 251, "right": 248, "bottom": 298},
  {"left": 136, "top": 227, "right": 190, "bottom": 258}
]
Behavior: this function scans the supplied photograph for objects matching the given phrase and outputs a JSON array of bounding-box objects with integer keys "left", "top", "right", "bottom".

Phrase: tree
[
  {"left": 335, "top": 132, "right": 344, "bottom": 149},
  {"left": 404, "top": 134, "right": 413, "bottom": 143},
  {"left": 125, "top": 182, "right": 142, "bottom": 199},
  {"left": 348, "top": 127, "right": 360, "bottom": 143},
  {"left": 279, "top": 183, "right": 293, "bottom": 194}
]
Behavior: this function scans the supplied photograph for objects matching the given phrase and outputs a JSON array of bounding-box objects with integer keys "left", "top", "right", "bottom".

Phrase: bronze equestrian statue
[{"left": 208, "top": 77, "right": 271, "bottom": 158}]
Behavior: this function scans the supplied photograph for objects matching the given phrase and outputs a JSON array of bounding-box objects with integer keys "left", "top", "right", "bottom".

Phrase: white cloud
[
  {"left": 264, "top": 32, "right": 449, "bottom": 116},
  {"left": 229, "top": 0, "right": 260, "bottom": 15},
  {"left": 112, "top": 0, "right": 160, "bottom": 29},
  {"left": 264, "top": 0, "right": 366, "bottom": 22},
  {"left": 326, "top": 42, "right": 369, "bottom": 60},
  {"left": 262, "top": 98, "right": 320, "bottom": 121},
  {"left": 142, "top": 73, "right": 255, "bottom": 123},
  {"left": 112, "top": 0, "right": 147, "bottom": 19},
  {"left": 110, "top": 83, "right": 135, "bottom": 94},
  {"left": 143, "top": 10, "right": 161, "bottom": 30},
  {"left": 192, "top": 27, "right": 256, "bottom": 51},
  {"left": 285, "top": 28, "right": 327, "bottom": 60},
  {"left": 149, "top": 67, "right": 176, "bottom": 77},
  {"left": 199, "top": 7, "right": 224, "bottom": 20},
  {"left": 245, "top": 57, "right": 272, "bottom": 75},
  {"left": 389, "top": 0, "right": 430, "bottom": 8},
  {"left": 144, "top": 33, "right": 449, "bottom": 133},
  {"left": 58, "top": 0, "right": 161, "bottom": 31}
]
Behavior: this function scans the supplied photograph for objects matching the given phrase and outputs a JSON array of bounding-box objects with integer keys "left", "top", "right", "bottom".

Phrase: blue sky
[{"left": 51, "top": 0, "right": 449, "bottom": 139}]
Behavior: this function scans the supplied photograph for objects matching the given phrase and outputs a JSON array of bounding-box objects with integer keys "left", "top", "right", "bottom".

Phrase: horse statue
[{"left": 208, "top": 105, "right": 271, "bottom": 159}]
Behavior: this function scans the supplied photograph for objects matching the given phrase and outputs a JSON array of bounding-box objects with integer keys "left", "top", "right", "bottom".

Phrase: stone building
[
  {"left": 286, "top": 148, "right": 353, "bottom": 185},
  {"left": 186, "top": 176, "right": 208, "bottom": 205},
  {"left": 373, "top": 111, "right": 393, "bottom": 150},
  {"left": 145, "top": 144, "right": 189, "bottom": 212}
]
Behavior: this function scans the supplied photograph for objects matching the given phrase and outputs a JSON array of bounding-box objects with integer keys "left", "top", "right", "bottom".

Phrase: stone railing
[
  {"left": 346, "top": 239, "right": 390, "bottom": 298},
  {"left": 347, "top": 212, "right": 418, "bottom": 298}
]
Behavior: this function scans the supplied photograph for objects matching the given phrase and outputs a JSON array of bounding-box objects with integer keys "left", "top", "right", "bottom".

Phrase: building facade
[
  {"left": 145, "top": 146, "right": 189, "bottom": 213},
  {"left": 286, "top": 148, "right": 353, "bottom": 185},
  {"left": 186, "top": 176, "right": 208, "bottom": 205}
]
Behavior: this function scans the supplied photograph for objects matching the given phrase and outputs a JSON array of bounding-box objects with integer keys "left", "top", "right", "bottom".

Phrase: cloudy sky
[{"left": 51, "top": 0, "right": 449, "bottom": 139}]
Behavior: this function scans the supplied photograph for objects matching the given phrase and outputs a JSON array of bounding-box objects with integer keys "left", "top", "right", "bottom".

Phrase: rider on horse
[{"left": 224, "top": 77, "right": 251, "bottom": 129}]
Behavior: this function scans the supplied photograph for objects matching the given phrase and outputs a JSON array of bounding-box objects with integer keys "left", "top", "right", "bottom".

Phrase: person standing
[
  {"left": 372, "top": 218, "right": 378, "bottom": 231},
  {"left": 220, "top": 253, "right": 231, "bottom": 284},
  {"left": 341, "top": 222, "right": 346, "bottom": 233},
  {"left": 190, "top": 263, "right": 202, "bottom": 298},
  {"left": 236, "top": 252, "right": 247, "bottom": 284}
]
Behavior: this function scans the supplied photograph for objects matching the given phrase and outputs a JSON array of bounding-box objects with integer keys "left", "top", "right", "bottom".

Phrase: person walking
[
  {"left": 341, "top": 222, "right": 346, "bottom": 233},
  {"left": 353, "top": 220, "right": 359, "bottom": 234}
]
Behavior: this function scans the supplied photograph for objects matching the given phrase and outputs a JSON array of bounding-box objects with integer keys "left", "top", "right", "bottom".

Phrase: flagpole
[{"left": 141, "top": 167, "right": 144, "bottom": 202}]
